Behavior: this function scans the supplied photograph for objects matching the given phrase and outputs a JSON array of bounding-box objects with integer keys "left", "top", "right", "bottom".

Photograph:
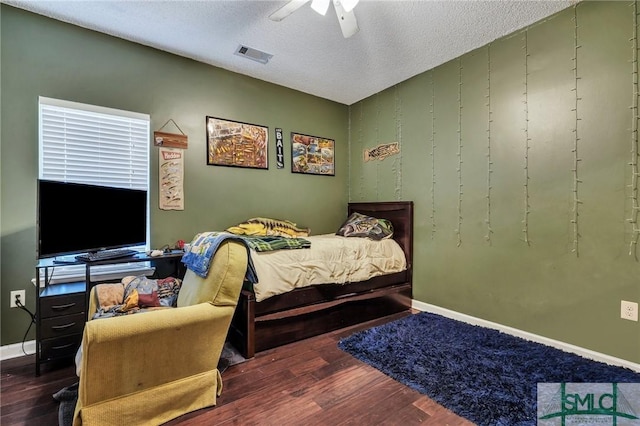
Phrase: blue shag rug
[{"left": 338, "top": 312, "right": 640, "bottom": 426}]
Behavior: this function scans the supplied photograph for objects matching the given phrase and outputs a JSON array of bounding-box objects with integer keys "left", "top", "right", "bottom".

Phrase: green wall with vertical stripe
[{"left": 349, "top": 2, "right": 640, "bottom": 364}]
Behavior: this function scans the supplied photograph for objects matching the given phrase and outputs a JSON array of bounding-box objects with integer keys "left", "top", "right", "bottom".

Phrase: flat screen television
[{"left": 37, "top": 179, "right": 148, "bottom": 259}]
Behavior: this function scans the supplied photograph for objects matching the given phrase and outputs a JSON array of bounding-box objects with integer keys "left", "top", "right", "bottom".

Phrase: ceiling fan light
[
  {"left": 311, "top": 0, "right": 330, "bottom": 15},
  {"left": 341, "top": 0, "right": 359, "bottom": 13}
]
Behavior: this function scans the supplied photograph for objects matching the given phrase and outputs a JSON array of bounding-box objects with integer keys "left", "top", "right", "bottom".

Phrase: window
[
  {"left": 39, "top": 97, "right": 149, "bottom": 189},
  {"left": 38, "top": 97, "right": 151, "bottom": 282}
]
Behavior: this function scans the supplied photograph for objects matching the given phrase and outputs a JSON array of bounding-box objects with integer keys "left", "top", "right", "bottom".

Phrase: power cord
[
  {"left": 45, "top": 267, "right": 56, "bottom": 286},
  {"left": 15, "top": 299, "right": 36, "bottom": 356}
]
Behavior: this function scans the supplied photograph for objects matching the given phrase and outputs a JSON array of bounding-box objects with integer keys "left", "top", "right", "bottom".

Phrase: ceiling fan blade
[
  {"left": 269, "top": 0, "right": 311, "bottom": 22},
  {"left": 311, "top": 0, "right": 330, "bottom": 16},
  {"left": 333, "top": 0, "right": 359, "bottom": 38}
]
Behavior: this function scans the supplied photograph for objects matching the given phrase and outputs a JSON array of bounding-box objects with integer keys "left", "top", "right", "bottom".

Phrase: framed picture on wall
[
  {"left": 291, "top": 132, "right": 335, "bottom": 176},
  {"left": 206, "top": 116, "right": 268, "bottom": 169}
]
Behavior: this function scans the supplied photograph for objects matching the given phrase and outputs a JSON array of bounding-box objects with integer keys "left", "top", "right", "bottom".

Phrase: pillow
[
  {"left": 120, "top": 289, "right": 139, "bottom": 312},
  {"left": 336, "top": 212, "right": 394, "bottom": 240},
  {"left": 120, "top": 275, "right": 161, "bottom": 310},
  {"left": 94, "top": 283, "right": 125, "bottom": 310},
  {"left": 227, "top": 217, "right": 310, "bottom": 238},
  {"left": 91, "top": 275, "right": 179, "bottom": 317},
  {"left": 137, "top": 290, "right": 161, "bottom": 308},
  {"left": 157, "top": 277, "right": 182, "bottom": 307}
]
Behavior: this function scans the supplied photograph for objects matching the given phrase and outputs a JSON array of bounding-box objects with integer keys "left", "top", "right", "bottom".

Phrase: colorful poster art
[
  {"left": 159, "top": 147, "right": 184, "bottom": 210},
  {"left": 291, "top": 132, "right": 335, "bottom": 176},
  {"left": 206, "top": 116, "right": 268, "bottom": 169}
]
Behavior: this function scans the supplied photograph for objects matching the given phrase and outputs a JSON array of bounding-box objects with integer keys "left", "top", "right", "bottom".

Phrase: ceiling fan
[{"left": 269, "top": 0, "right": 360, "bottom": 39}]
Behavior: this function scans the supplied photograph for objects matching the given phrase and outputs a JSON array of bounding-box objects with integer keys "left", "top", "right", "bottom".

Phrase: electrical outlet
[
  {"left": 621, "top": 300, "right": 638, "bottom": 322},
  {"left": 10, "top": 290, "right": 25, "bottom": 308}
]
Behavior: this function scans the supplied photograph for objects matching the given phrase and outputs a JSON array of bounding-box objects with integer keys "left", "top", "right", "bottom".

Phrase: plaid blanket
[
  {"left": 240, "top": 235, "right": 311, "bottom": 252},
  {"left": 181, "top": 232, "right": 258, "bottom": 281}
]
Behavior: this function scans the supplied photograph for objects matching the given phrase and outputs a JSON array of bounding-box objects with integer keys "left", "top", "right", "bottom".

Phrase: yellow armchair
[{"left": 73, "top": 240, "right": 248, "bottom": 426}]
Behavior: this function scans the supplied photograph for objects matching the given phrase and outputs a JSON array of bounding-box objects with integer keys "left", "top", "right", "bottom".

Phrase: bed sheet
[{"left": 250, "top": 233, "right": 406, "bottom": 302}]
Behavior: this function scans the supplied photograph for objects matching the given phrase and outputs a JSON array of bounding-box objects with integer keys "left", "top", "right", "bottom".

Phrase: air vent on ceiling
[{"left": 234, "top": 45, "right": 273, "bottom": 65}]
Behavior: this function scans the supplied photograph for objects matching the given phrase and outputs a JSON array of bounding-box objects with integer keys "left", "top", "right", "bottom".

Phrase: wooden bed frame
[{"left": 228, "top": 201, "right": 414, "bottom": 359}]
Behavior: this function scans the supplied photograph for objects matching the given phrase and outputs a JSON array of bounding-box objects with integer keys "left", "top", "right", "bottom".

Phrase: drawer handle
[
  {"left": 51, "top": 322, "right": 76, "bottom": 330},
  {"left": 51, "top": 303, "right": 76, "bottom": 310},
  {"left": 51, "top": 342, "right": 75, "bottom": 350}
]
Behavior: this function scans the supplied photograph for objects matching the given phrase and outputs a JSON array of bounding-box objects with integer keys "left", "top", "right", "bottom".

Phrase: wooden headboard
[{"left": 347, "top": 201, "right": 414, "bottom": 270}]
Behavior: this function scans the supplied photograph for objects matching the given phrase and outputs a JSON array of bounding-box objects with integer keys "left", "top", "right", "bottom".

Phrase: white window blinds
[{"left": 38, "top": 97, "right": 150, "bottom": 190}]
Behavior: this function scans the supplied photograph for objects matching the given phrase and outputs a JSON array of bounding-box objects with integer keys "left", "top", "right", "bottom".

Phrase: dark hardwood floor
[{"left": 1, "top": 312, "right": 474, "bottom": 425}]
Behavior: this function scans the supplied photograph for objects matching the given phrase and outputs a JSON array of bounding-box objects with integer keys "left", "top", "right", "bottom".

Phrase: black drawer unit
[
  {"left": 40, "top": 312, "right": 86, "bottom": 339},
  {"left": 40, "top": 334, "right": 83, "bottom": 360},
  {"left": 39, "top": 293, "right": 85, "bottom": 319},
  {"left": 36, "top": 281, "right": 86, "bottom": 373}
]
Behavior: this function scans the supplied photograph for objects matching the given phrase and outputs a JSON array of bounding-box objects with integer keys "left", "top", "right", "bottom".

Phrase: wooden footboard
[
  {"left": 229, "top": 279, "right": 411, "bottom": 359},
  {"left": 228, "top": 201, "right": 414, "bottom": 359}
]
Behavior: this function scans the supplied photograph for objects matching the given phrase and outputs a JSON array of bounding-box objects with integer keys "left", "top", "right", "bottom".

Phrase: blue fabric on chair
[{"left": 181, "top": 231, "right": 258, "bottom": 282}]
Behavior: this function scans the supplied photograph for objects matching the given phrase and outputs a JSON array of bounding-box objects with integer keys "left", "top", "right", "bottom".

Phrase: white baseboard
[
  {"left": 4, "top": 303, "right": 638, "bottom": 371},
  {"left": 1, "top": 340, "right": 35, "bottom": 361},
  {"left": 412, "top": 300, "right": 640, "bottom": 373}
]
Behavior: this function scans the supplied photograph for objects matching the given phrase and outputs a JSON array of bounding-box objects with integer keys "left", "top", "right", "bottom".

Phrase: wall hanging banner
[
  {"left": 154, "top": 119, "right": 188, "bottom": 149},
  {"left": 363, "top": 142, "right": 400, "bottom": 162},
  {"left": 275, "top": 127, "right": 284, "bottom": 169},
  {"left": 159, "top": 147, "right": 184, "bottom": 210}
]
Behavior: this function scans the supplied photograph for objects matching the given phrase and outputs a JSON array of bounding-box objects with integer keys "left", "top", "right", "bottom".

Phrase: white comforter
[{"left": 250, "top": 234, "right": 407, "bottom": 302}]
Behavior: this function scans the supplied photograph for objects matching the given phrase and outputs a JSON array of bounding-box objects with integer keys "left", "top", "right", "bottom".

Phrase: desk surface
[{"left": 37, "top": 250, "right": 185, "bottom": 268}]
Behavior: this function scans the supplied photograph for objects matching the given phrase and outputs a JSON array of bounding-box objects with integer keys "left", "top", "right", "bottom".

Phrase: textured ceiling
[{"left": 3, "top": 0, "right": 574, "bottom": 105}]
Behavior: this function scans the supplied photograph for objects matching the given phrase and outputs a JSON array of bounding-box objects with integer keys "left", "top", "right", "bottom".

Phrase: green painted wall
[
  {"left": 0, "top": 6, "right": 348, "bottom": 346},
  {"left": 349, "top": 1, "right": 640, "bottom": 364}
]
